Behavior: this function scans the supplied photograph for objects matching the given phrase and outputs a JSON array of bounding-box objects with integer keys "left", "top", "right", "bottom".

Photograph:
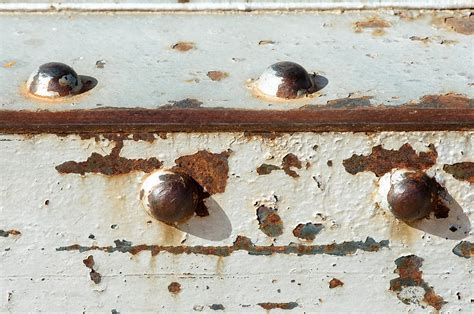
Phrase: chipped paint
[
  {"left": 258, "top": 302, "right": 299, "bottom": 310},
  {"left": 82, "top": 255, "right": 101, "bottom": 284},
  {"left": 256, "top": 164, "right": 281, "bottom": 175},
  {"left": 443, "top": 162, "right": 474, "bottom": 183},
  {"left": 292, "top": 223, "right": 324, "bottom": 241},
  {"left": 56, "top": 236, "right": 388, "bottom": 257},
  {"left": 452, "top": 241, "right": 474, "bottom": 258},
  {"left": 207, "top": 71, "right": 229, "bottom": 82},
  {"left": 389, "top": 255, "right": 445, "bottom": 310},
  {"left": 257, "top": 153, "right": 303, "bottom": 178},
  {"left": 0, "top": 229, "right": 21, "bottom": 237},
  {"left": 329, "top": 278, "right": 344, "bottom": 289},
  {"left": 343, "top": 143, "right": 437, "bottom": 176},
  {"left": 256, "top": 206, "right": 284, "bottom": 237},
  {"left": 444, "top": 15, "right": 474, "bottom": 35}
]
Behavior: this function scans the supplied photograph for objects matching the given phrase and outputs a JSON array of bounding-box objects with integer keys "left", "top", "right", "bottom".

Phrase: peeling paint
[
  {"left": 56, "top": 236, "right": 388, "bottom": 257},
  {"left": 82, "top": 255, "right": 101, "bottom": 284},
  {"left": 443, "top": 162, "right": 474, "bottom": 183},
  {"left": 258, "top": 302, "right": 299, "bottom": 310},
  {"left": 0, "top": 229, "right": 21, "bottom": 237},
  {"left": 452, "top": 241, "right": 474, "bottom": 258},
  {"left": 329, "top": 278, "right": 344, "bottom": 289},
  {"left": 257, "top": 206, "right": 284, "bottom": 237},
  {"left": 257, "top": 153, "right": 302, "bottom": 178},
  {"left": 173, "top": 150, "right": 230, "bottom": 194},
  {"left": 56, "top": 138, "right": 162, "bottom": 175},
  {"left": 343, "top": 143, "right": 437, "bottom": 177},
  {"left": 389, "top": 255, "right": 445, "bottom": 310},
  {"left": 292, "top": 223, "right": 324, "bottom": 241}
]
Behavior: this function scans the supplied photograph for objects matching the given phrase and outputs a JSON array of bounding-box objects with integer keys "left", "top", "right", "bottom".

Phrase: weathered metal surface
[
  {"left": 0, "top": 132, "right": 472, "bottom": 312},
  {"left": 1, "top": 11, "right": 473, "bottom": 112}
]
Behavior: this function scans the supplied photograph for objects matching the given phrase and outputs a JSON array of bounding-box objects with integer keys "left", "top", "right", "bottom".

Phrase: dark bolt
[
  {"left": 27, "top": 62, "right": 82, "bottom": 98},
  {"left": 256, "top": 61, "right": 316, "bottom": 99},
  {"left": 142, "top": 170, "right": 200, "bottom": 224},
  {"left": 387, "top": 171, "right": 436, "bottom": 221}
]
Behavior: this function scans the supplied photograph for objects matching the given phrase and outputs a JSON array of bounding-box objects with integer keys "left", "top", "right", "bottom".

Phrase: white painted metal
[
  {"left": 0, "top": 10, "right": 473, "bottom": 111},
  {"left": 0, "top": 132, "right": 472, "bottom": 312}
]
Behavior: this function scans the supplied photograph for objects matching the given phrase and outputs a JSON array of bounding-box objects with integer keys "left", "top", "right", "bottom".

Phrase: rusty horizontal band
[{"left": 0, "top": 108, "right": 473, "bottom": 134}]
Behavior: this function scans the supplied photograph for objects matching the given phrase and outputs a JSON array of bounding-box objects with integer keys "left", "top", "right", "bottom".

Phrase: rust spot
[
  {"left": 3, "top": 61, "right": 16, "bottom": 68},
  {"left": 171, "top": 42, "right": 195, "bottom": 52},
  {"left": 168, "top": 282, "right": 181, "bottom": 294},
  {"left": 258, "top": 302, "right": 298, "bottom": 310},
  {"left": 282, "top": 153, "right": 302, "bottom": 178},
  {"left": 443, "top": 162, "right": 474, "bottom": 183},
  {"left": 444, "top": 15, "right": 474, "bottom": 35},
  {"left": 256, "top": 164, "right": 281, "bottom": 175},
  {"left": 82, "top": 255, "right": 102, "bottom": 284},
  {"left": 161, "top": 98, "right": 202, "bottom": 109},
  {"left": 293, "top": 223, "right": 324, "bottom": 241},
  {"left": 258, "top": 40, "right": 275, "bottom": 45},
  {"left": 0, "top": 229, "right": 21, "bottom": 237},
  {"left": 389, "top": 255, "right": 445, "bottom": 310},
  {"left": 355, "top": 17, "right": 391, "bottom": 29},
  {"left": 173, "top": 150, "right": 230, "bottom": 195},
  {"left": 409, "top": 93, "right": 474, "bottom": 109},
  {"left": 329, "top": 278, "right": 344, "bottom": 289},
  {"left": 257, "top": 206, "right": 284, "bottom": 237},
  {"left": 343, "top": 143, "right": 437, "bottom": 177},
  {"left": 452, "top": 241, "right": 474, "bottom": 258},
  {"left": 132, "top": 133, "right": 156, "bottom": 142},
  {"left": 57, "top": 236, "right": 388, "bottom": 257},
  {"left": 207, "top": 71, "right": 229, "bottom": 82},
  {"left": 56, "top": 137, "right": 162, "bottom": 175}
]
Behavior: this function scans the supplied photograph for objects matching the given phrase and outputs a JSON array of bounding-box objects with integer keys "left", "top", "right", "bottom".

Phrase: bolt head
[
  {"left": 255, "top": 61, "right": 315, "bottom": 99},
  {"left": 26, "top": 62, "right": 83, "bottom": 98},
  {"left": 387, "top": 171, "right": 435, "bottom": 221},
  {"left": 141, "top": 170, "right": 200, "bottom": 224}
]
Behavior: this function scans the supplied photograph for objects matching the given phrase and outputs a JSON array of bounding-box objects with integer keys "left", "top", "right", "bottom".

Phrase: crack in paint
[{"left": 56, "top": 236, "right": 389, "bottom": 257}]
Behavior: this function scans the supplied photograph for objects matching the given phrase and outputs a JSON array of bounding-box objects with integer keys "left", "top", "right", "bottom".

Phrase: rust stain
[
  {"left": 256, "top": 164, "right": 281, "bottom": 175},
  {"left": 355, "top": 17, "right": 391, "bottom": 29},
  {"left": 443, "top": 162, "right": 474, "bottom": 183},
  {"left": 389, "top": 255, "right": 445, "bottom": 310},
  {"left": 326, "top": 96, "right": 373, "bottom": 109},
  {"left": 257, "top": 206, "right": 284, "bottom": 237},
  {"left": 82, "top": 255, "right": 101, "bottom": 284},
  {"left": 56, "top": 136, "right": 162, "bottom": 175},
  {"left": 452, "top": 241, "right": 474, "bottom": 258},
  {"left": 173, "top": 150, "right": 230, "bottom": 195},
  {"left": 258, "top": 302, "right": 298, "bottom": 310},
  {"left": 3, "top": 61, "right": 16, "bottom": 68},
  {"left": 343, "top": 143, "right": 437, "bottom": 177},
  {"left": 171, "top": 42, "right": 195, "bottom": 52},
  {"left": 329, "top": 278, "right": 344, "bottom": 289},
  {"left": 293, "top": 223, "right": 324, "bottom": 241},
  {"left": 161, "top": 98, "right": 202, "bottom": 109},
  {"left": 0, "top": 229, "right": 21, "bottom": 237},
  {"left": 168, "top": 282, "right": 182, "bottom": 294},
  {"left": 207, "top": 71, "right": 229, "bottom": 81},
  {"left": 409, "top": 93, "right": 474, "bottom": 109},
  {"left": 444, "top": 15, "right": 474, "bottom": 35},
  {"left": 56, "top": 236, "right": 389, "bottom": 257},
  {"left": 282, "top": 153, "right": 302, "bottom": 178}
]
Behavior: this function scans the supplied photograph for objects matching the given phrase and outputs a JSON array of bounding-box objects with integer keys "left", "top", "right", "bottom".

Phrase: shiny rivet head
[
  {"left": 26, "top": 62, "right": 83, "bottom": 98},
  {"left": 255, "top": 61, "right": 316, "bottom": 99},
  {"left": 387, "top": 171, "right": 435, "bottom": 222},
  {"left": 141, "top": 170, "right": 200, "bottom": 224}
]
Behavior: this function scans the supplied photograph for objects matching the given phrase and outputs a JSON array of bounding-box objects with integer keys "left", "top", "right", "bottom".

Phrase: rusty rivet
[
  {"left": 141, "top": 170, "right": 200, "bottom": 224},
  {"left": 26, "top": 62, "right": 83, "bottom": 98},
  {"left": 387, "top": 171, "right": 436, "bottom": 221},
  {"left": 255, "top": 61, "right": 316, "bottom": 99}
]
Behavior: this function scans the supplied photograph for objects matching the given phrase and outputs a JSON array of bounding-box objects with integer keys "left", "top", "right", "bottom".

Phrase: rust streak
[
  {"left": 443, "top": 162, "right": 474, "bottom": 183},
  {"left": 343, "top": 143, "right": 437, "bottom": 177},
  {"left": 258, "top": 302, "right": 299, "bottom": 310}
]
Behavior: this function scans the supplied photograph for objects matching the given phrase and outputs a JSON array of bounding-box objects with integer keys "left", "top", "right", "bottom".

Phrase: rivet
[
  {"left": 141, "top": 170, "right": 200, "bottom": 224},
  {"left": 255, "top": 61, "right": 316, "bottom": 99},
  {"left": 26, "top": 62, "right": 83, "bottom": 98},
  {"left": 387, "top": 170, "right": 435, "bottom": 221}
]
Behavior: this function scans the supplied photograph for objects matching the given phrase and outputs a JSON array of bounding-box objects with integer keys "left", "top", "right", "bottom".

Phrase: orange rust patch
[
  {"left": 168, "top": 282, "right": 181, "bottom": 294},
  {"left": 173, "top": 150, "right": 230, "bottom": 194},
  {"left": 410, "top": 93, "right": 473, "bottom": 108},
  {"left": 207, "top": 71, "right": 229, "bottom": 81},
  {"left": 258, "top": 302, "right": 299, "bottom": 310},
  {"left": 0, "top": 229, "right": 21, "bottom": 237},
  {"left": 329, "top": 278, "right": 344, "bottom": 289},
  {"left": 355, "top": 17, "right": 391, "bottom": 29},
  {"left": 444, "top": 15, "right": 474, "bottom": 35},
  {"left": 56, "top": 137, "right": 162, "bottom": 175},
  {"left": 282, "top": 153, "right": 302, "bottom": 178},
  {"left": 82, "top": 255, "right": 95, "bottom": 269},
  {"left": 343, "top": 143, "right": 437, "bottom": 177},
  {"left": 390, "top": 255, "right": 445, "bottom": 310},
  {"left": 3, "top": 61, "right": 16, "bottom": 68},
  {"left": 171, "top": 42, "right": 195, "bottom": 52},
  {"left": 443, "top": 162, "right": 474, "bottom": 183}
]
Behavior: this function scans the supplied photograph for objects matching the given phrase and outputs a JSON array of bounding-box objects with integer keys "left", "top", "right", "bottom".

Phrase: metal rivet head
[
  {"left": 26, "top": 62, "right": 83, "bottom": 98},
  {"left": 255, "top": 61, "right": 316, "bottom": 99},
  {"left": 387, "top": 171, "right": 435, "bottom": 221},
  {"left": 141, "top": 170, "right": 200, "bottom": 224}
]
